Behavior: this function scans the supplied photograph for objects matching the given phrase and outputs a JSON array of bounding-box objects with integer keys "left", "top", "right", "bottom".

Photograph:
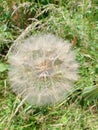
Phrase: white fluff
[{"left": 8, "top": 34, "right": 79, "bottom": 106}]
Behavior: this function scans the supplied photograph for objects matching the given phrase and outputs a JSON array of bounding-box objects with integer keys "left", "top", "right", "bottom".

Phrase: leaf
[
  {"left": 0, "top": 24, "right": 7, "bottom": 32},
  {"left": 72, "top": 36, "right": 77, "bottom": 46},
  {"left": 0, "top": 63, "right": 8, "bottom": 72},
  {"left": 83, "top": 86, "right": 98, "bottom": 100}
]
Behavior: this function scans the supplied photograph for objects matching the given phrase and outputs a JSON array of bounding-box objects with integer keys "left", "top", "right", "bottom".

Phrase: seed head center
[{"left": 35, "top": 60, "right": 53, "bottom": 79}]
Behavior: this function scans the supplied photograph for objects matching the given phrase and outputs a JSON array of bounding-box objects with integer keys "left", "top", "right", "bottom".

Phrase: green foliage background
[{"left": 0, "top": 0, "right": 98, "bottom": 129}]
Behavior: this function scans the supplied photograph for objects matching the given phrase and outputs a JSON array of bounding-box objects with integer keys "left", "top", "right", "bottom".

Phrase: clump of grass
[{"left": 0, "top": 0, "right": 98, "bottom": 130}]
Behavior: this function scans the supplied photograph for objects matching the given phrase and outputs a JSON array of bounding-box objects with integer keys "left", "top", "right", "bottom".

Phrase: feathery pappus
[{"left": 8, "top": 34, "right": 79, "bottom": 106}]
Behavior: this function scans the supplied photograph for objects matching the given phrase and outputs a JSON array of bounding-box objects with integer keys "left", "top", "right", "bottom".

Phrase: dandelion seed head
[{"left": 8, "top": 34, "right": 79, "bottom": 106}]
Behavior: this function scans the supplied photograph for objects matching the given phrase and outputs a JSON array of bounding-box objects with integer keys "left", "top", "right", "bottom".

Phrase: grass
[{"left": 0, "top": 0, "right": 98, "bottom": 130}]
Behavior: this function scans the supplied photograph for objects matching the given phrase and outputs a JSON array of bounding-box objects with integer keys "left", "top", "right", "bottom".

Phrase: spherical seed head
[{"left": 8, "top": 34, "right": 79, "bottom": 106}]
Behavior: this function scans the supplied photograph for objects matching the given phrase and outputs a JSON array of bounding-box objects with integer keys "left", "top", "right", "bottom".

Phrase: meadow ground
[{"left": 0, "top": 1, "right": 98, "bottom": 130}]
